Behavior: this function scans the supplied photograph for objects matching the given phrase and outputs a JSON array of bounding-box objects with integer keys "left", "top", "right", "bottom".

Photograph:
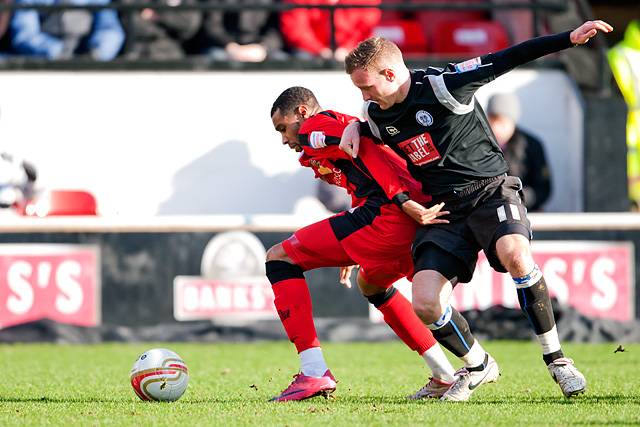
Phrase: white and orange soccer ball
[{"left": 130, "top": 348, "right": 189, "bottom": 402}]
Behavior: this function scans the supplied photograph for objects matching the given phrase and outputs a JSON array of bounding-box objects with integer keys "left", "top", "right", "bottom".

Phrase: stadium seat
[
  {"left": 24, "top": 189, "right": 98, "bottom": 217},
  {"left": 413, "top": 0, "right": 488, "bottom": 45},
  {"left": 432, "top": 20, "right": 510, "bottom": 56},
  {"left": 373, "top": 19, "right": 429, "bottom": 55}
]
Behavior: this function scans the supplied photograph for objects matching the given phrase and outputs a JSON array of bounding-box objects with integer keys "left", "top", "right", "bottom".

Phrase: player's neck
[{"left": 395, "top": 73, "right": 412, "bottom": 105}]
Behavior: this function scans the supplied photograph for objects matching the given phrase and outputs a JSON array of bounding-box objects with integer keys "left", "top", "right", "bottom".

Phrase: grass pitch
[{"left": 1, "top": 341, "right": 638, "bottom": 426}]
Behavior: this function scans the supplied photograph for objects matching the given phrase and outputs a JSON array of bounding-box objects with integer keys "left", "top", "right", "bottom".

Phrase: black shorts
[{"left": 413, "top": 175, "right": 531, "bottom": 283}]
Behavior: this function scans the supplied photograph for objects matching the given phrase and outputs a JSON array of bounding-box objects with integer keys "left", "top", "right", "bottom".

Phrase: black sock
[
  {"left": 366, "top": 287, "right": 397, "bottom": 308},
  {"left": 431, "top": 306, "right": 476, "bottom": 358},
  {"left": 543, "top": 350, "right": 565, "bottom": 365},
  {"left": 517, "top": 276, "right": 556, "bottom": 335}
]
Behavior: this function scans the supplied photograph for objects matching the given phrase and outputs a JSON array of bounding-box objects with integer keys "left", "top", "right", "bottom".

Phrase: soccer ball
[{"left": 130, "top": 348, "right": 189, "bottom": 402}]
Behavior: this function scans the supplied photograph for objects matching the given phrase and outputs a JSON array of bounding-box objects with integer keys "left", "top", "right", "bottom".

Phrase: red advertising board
[
  {"left": 174, "top": 276, "right": 276, "bottom": 321},
  {"left": 371, "top": 241, "right": 635, "bottom": 322},
  {"left": 0, "top": 244, "right": 101, "bottom": 329}
]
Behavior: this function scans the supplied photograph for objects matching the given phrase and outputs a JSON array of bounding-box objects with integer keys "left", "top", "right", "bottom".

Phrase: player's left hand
[
  {"left": 339, "top": 265, "right": 357, "bottom": 288},
  {"left": 570, "top": 20, "right": 613, "bottom": 45},
  {"left": 339, "top": 121, "right": 361, "bottom": 158},
  {"left": 401, "top": 200, "right": 450, "bottom": 226}
]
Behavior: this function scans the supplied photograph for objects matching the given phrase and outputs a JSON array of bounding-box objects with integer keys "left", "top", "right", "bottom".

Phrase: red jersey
[{"left": 297, "top": 110, "right": 430, "bottom": 208}]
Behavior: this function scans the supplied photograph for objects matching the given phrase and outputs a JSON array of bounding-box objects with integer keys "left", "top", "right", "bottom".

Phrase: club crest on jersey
[
  {"left": 454, "top": 57, "right": 481, "bottom": 73},
  {"left": 415, "top": 110, "right": 433, "bottom": 127},
  {"left": 385, "top": 126, "right": 400, "bottom": 136},
  {"left": 309, "top": 159, "right": 333, "bottom": 175}
]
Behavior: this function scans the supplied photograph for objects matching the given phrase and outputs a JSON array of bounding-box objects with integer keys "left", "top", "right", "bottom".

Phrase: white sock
[
  {"left": 461, "top": 341, "right": 487, "bottom": 368},
  {"left": 300, "top": 347, "right": 328, "bottom": 377},
  {"left": 421, "top": 345, "right": 456, "bottom": 382},
  {"left": 538, "top": 325, "right": 562, "bottom": 355}
]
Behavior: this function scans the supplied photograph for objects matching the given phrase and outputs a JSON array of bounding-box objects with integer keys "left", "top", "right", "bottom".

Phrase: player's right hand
[
  {"left": 339, "top": 121, "right": 361, "bottom": 158},
  {"left": 401, "top": 201, "right": 450, "bottom": 225},
  {"left": 338, "top": 265, "right": 357, "bottom": 288}
]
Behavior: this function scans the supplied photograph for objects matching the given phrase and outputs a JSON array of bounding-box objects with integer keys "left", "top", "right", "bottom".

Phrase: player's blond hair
[{"left": 345, "top": 37, "right": 404, "bottom": 74}]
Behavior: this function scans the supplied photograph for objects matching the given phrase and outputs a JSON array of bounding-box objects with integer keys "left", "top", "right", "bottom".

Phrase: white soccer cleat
[
  {"left": 547, "top": 357, "right": 586, "bottom": 398},
  {"left": 407, "top": 377, "right": 453, "bottom": 400},
  {"left": 440, "top": 354, "right": 500, "bottom": 402}
]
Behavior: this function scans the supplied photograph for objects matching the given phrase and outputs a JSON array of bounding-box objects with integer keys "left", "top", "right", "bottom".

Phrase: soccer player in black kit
[{"left": 339, "top": 20, "right": 613, "bottom": 401}]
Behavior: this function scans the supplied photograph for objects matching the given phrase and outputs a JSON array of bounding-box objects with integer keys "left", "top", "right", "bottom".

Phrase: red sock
[
  {"left": 272, "top": 278, "right": 320, "bottom": 353},
  {"left": 378, "top": 291, "right": 437, "bottom": 355}
]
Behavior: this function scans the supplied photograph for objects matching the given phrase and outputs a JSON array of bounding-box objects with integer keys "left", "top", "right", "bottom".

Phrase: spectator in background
[
  {"left": 186, "top": 0, "right": 285, "bottom": 62},
  {"left": 0, "top": 107, "right": 37, "bottom": 211},
  {"left": 119, "top": 0, "right": 202, "bottom": 60},
  {"left": 10, "top": 0, "right": 124, "bottom": 60},
  {"left": 0, "top": 0, "right": 10, "bottom": 42},
  {"left": 0, "top": 0, "right": 11, "bottom": 56},
  {"left": 487, "top": 93, "right": 552, "bottom": 212},
  {"left": 280, "top": 0, "right": 381, "bottom": 61}
]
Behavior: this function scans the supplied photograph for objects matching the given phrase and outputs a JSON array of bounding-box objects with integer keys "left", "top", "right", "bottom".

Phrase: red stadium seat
[
  {"left": 374, "top": 18, "right": 429, "bottom": 55},
  {"left": 413, "top": 0, "right": 488, "bottom": 44},
  {"left": 24, "top": 190, "right": 98, "bottom": 217},
  {"left": 432, "top": 21, "right": 510, "bottom": 56}
]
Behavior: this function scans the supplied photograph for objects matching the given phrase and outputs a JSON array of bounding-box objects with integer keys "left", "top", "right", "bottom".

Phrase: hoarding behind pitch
[
  {"left": 0, "top": 244, "right": 101, "bottom": 329},
  {"left": 371, "top": 241, "right": 634, "bottom": 323}
]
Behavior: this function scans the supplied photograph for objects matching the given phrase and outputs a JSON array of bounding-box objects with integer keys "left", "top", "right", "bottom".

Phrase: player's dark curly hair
[{"left": 270, "top": 86, "right": 320, "bottom": 117}]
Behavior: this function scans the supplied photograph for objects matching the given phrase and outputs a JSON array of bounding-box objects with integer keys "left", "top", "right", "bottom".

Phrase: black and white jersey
[{"left": 362, "top": 31, "right": 573, "bottom": 196}]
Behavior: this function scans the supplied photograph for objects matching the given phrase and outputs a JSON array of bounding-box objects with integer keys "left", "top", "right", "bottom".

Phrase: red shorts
[{"left": 282, "top": 203, "right": 417, "bottom": 288}]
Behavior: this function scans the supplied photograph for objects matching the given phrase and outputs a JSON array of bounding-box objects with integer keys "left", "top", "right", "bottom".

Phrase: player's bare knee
[
  {"left": 412, "top": 294, "right": 441, "bottom": 324},
  {"left": 266, "top": 243, "right": 291, "bottom": 263},
  {"left": 496, "top": 234, "right": 534, "bottom": 275}
]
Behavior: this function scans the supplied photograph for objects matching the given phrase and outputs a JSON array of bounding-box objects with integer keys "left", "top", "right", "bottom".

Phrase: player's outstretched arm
[
  {"left": 570, "top": 20, "right": 613, "bottom": 45},
  {"left": 401, "top": 201, "right": 449, "bottom": 226},
  {"left": 474, "top": 19, "right": 614, "bottom": 82},
  {"left": 339, "top": 121, "right": 361, "bottom": 158}
]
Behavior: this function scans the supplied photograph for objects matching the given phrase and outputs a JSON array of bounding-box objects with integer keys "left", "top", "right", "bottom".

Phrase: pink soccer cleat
[{"left": 271, "top": 370, "right": 337, "bottom": 402}]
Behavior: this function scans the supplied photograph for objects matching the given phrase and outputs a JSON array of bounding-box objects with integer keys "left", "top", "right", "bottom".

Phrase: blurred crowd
[{"left": 0, "top": 0, "right": 539, "bottom": 62}]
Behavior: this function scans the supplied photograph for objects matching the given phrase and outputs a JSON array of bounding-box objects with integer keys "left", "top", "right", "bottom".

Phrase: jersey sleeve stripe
[
  {"left": 297, "top": 134, "right": 341, "bottom": 146},
  {"left": 427, "top": 74, "right": 475, "bottom": 115}
]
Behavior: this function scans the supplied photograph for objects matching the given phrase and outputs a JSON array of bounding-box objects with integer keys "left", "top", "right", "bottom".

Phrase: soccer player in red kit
[{"left": 267, "top": 86, "right": 457, "bottom": 402}]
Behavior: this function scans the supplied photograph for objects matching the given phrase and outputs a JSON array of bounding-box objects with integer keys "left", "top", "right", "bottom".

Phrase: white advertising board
[{"left": 0, "top": 70, "right": 582, "bottom": 216}]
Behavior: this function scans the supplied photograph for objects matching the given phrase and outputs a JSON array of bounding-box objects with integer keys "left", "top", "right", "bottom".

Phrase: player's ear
[
  {"left": 296, "top": 105, "right": 310, "bottom": 119},
  {"left": 383, "top": 68, "right": 395, "bottom": 82}
]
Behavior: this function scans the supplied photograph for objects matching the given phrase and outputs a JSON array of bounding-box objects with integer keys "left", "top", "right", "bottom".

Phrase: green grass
[{"left": 1, "top": 341, "right": 638, "bottom": 426}]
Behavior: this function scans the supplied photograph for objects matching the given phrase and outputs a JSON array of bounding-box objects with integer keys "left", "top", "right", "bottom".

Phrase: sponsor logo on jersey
[
  {"left": 385, "top": 126, "right": 400, "bottom": 136},
  {"left": 454, "top": 57, "right": 482, "bottom": 73},
  {"left": 415, "top": 110, "right": 434, "bottom": 127},
  {"left": 398, "top": 132, "right": 441, "bottom": 166}
]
